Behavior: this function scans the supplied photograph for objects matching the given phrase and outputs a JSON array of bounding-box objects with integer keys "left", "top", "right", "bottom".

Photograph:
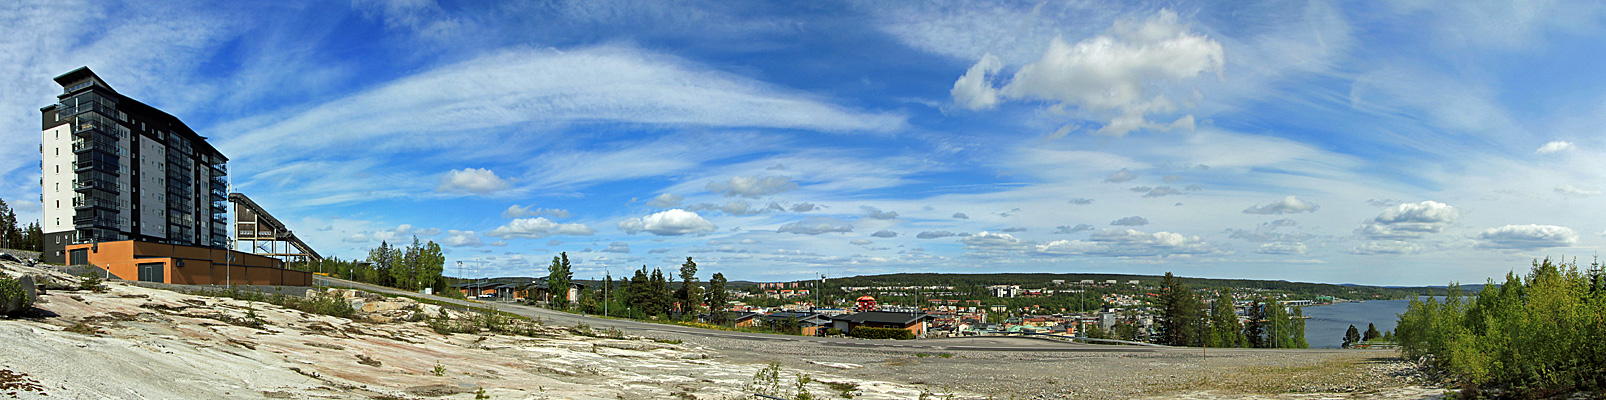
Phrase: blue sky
[{"left": 3, "top": 0, "right": 1604, "bottom": 285}]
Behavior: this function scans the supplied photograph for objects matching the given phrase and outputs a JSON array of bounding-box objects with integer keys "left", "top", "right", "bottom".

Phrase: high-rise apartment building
[{"left": 39, "top": 67, "right": 229, "bottom": 264}]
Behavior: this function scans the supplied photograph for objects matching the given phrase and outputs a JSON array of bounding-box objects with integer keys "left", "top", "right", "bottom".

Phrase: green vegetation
[
  {"left": 432, "top": 361, "right": 445, "bottom": 376},
  {"left": 0, "top": 198, "right": 44, "bottom": 252},
  {"left": 823, "top": 272, "right": 1432, "bottom": 310},
  {"left": 76, "top": 273, "right": 104, "bottom": 293},
  {"left": 303, "top": 238, "right": 446, "bottom": 293},
  {"left": 546, "top": 252, "right": 572, "bottom": 309},
  {"left": 847, "top": 326, "right": 914, "bottom": 340},
  {"left": 1157, "top": 272, "right": 1305, "bottom": 348},
  {"left": 1396, "top": 257, "right": 1606, "bottom": 396},
  {"left": 184, "top": 286, "right": 354, "bottom": 319},
  {"left": 0, "top": 275, "right": 33, "bottom": 315},
  {"left": 743, "top": 362, "right": 814, "bottom": 400}
]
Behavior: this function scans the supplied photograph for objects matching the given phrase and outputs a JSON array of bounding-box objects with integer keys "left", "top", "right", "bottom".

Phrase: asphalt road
[{"left": 313, "top": 276, "right": 1367, "bottom": 354}]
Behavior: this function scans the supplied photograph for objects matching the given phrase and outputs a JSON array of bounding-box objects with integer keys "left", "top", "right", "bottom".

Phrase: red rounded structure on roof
[{"left": 854, "top": 295, "right": 877, "bottom": 312}]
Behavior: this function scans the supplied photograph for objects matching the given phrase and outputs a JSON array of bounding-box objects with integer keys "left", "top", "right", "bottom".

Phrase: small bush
[
  {"left": 847, "top": 326, "right": 914, "bottom": 340},
  {"left": 432, "top": 361, "right": 446, "bottom": 376},
  {"left": 0, "top": 275, "right": 34, "bottom": 315},
  {"left": 77, "top": 273, "right": 104, "bottom": 292}
]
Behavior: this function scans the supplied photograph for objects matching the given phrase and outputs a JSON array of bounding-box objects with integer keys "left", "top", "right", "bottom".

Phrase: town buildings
[{"left": 39, "top": 67, "right": 228, "bottom": 264}]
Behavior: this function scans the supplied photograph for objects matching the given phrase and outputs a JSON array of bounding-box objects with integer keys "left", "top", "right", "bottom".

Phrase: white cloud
[
  {"left": 1477, "top": 224, "right": 1578, "bottom": 250},
  {"left": 1535, "top": 141, "right": 1575, "bottom": 154},
  {"left": 1110, "top": 216, "right": 1149, "bottom": 226},
  {"left": 487, "top": 217, "right": 597, "bottom": 239},
  {"left": 646, "top": 193, "right": 684, "bottom": 208},
  {"left": 1257, "top": 242, "right": 1308, "bottom": 255},
  {"left": 1555, "top": 185, "right": 1600, "bottom": 197},
  {"left": 351, "top": 0, "right": 461, "bottom": 39},
  {"left": 951, "top": 53, "right": 1005, "bottom": 110},
  {"left": 686, "top": 200, "right": 767, "bottom": 216},
  {"left": 443, "top": 230, "right": 484, "bottom": 247},
  {"left": 871, "top": 230, "right": 899, "bottom": 238},
  {"left": 601, "top": 242, "right": 632, "bottom": 253},
  {"left": 501, "top": 205, "right": 571, "bottom": 219},
  {"left": 1358, "top": 201, "right": 1460, "bottom": 239},
  {"left": 776, "top": 218, "right": 853, "bottom": 235},
  {"left": 952, "top": 212, "right": 969, "bottom": 219},
  {"left": 1243, "top": 195, "right": 1320, "bottom": 215},
  {"left": 1347, "top": 241, "right": 1423, "bottom": 255},
  {"left": 706, "top": 175, "right": 799, "bottom": 198},
  {"left": 951, "top": 10, "right": 1224, "bottom": 137},
  {"left": 437, "top": 168, "right": 509, "bottom": 195},
  {"left": 962, "top": 231, "right": 1030, "bottom": 252},
  {"left": 218, "top": 45, "right": 906, "bottom": 162},
  {"left": 862, "top": 206, "right": 899, "bottom": 220},
  {"left": 1053, "top": 224, "right": 1095, "bottom": 234},
  {"left": 849, "top": 239, "right": 874, "bottom": 246},
  {"left": 1103, "top": 168, "right": 1138, "bottom": 183},
  {"left": 1131, "top": 186, "right": 1183, "bottom": 198},
  {"left": 1068, "top": 198, "right": 1094, "bottom": 205},
  {"left": 916, "top": 231, "right": 958, "bottom": 239},
  {"left": 618, "top": 209, "right": 718, "bottom": 236},
  {"left": 1034, "top": 229, "right": 1215, "bottom": 257},
  {"left": 790, "top": 202, "right": 819, "bottom": 212}
]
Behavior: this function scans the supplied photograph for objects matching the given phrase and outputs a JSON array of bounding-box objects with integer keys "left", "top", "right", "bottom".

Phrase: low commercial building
[
  {"left": 65, "top": 240, "right": 309, "bottom": 286},
  {"left": 831, "top": 311, "right": 933, "bottom": 336}
]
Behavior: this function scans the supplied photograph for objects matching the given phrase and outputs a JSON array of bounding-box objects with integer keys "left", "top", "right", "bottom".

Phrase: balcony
[
  {"left": 73, "top": 178, "right": 117, "bottom": 193},
  {"left": 72, "top": 196, "right": 117, "bottom": 211},
  {"left": 210, "top": 163, "right": 226, "bottom": 175},
  {"left": 210, "top": 175, "right": 228, "bottom": 187},
  {"left": 73, "top": 216, "right": 119, "bottom": 230},
  {"left": 73, "top": 159, "right": 119, "bottom": 175}
]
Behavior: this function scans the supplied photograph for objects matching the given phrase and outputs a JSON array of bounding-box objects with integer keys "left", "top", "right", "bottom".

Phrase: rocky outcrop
[{"left": 0, "top": 257, "right": 953, "bottom": 399}]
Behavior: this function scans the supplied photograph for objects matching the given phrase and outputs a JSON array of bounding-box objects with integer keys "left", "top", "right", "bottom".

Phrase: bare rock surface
[{"left": 0, "top": 259, "right": 968, "bottom": 399}]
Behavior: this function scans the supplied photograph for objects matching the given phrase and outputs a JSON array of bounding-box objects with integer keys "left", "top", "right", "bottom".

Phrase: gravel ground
[{"left": 655, "top": 332, "right": 1439, "bottom": 400}]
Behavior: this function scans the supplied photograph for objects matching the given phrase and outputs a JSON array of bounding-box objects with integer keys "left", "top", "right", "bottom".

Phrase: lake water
[{"left": 1299, "top": 299, "right": 1417, "bottom": 349}]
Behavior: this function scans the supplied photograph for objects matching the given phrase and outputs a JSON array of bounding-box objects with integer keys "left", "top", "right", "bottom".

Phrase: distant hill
[{"left": 820, "top": 272, "right": 1448, "bottom": 299}]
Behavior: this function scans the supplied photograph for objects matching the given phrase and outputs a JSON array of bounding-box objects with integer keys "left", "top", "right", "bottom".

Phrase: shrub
[
  {"left": 0, "top": 275, "right": 32, "bottom": 315},
  {"left": 847, "top": 326, "right": 914, "bottom": 340},
  {"left": 77, "top": 273, "right": 104, "bottom": 292},
  {"left": 1397, "top": 257, "right": 1606, "bottom": 395}
]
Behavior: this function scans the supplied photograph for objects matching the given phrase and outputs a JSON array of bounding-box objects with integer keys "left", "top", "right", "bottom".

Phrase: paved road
[{"left": 313, "top": 276, "right": 1369, "bottom": 354}]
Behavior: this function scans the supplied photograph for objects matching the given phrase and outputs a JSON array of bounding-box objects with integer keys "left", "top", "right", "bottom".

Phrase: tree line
[
  {"left": 296, "top": 238, "right": 448, "bottom": 293},
  {"left": 565, "top": 257, "right": 735, "bottom": 323},
  {"left": 1154, "top": 272, "right": 1308, "bottom": 348},
  {"left": 1396, "top": 257, "right": 1606, "bottom": 395},
  {"left": 0, "top": 198, "right": 44, "bottom": 252}
]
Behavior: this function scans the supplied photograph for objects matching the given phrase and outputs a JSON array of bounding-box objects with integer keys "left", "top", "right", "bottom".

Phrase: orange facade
[{"left": 65, "top": 240, "right": 311, "bottom": 286}]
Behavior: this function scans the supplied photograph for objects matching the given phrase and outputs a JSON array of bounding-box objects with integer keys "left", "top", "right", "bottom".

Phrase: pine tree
[
  {"left": 708, "top": 272, "right": 730, "bottom": 321},
  {"left": 648, "top": 268, "right": 669, "bottom": 316},
  {"left": 1363, "top": 322, "right": 1381, "bottom": 341},
  {"left": 1156, "top": 272, "right": 1205, "bottom": 346},
  {"left": 676, "top": 257, "right": 702, "bottom": 316},
  {"left": 628, "top": 267, "right": 650, "bottom": 315},
  {"left": 1245, "top": 299, "right": 1267, "bottom": 348},
  {"left": 1344, "top": 324, "right": 1362, "bottom": 348}
]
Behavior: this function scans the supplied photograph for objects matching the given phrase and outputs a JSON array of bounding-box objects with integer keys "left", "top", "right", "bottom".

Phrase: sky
[{"left": 3, "top": 0, "right": 1604, "bottom": 286}]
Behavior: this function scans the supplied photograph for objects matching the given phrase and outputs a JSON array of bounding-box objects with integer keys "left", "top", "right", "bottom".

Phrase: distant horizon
[{"left": 3, "top": 2, "right": 1603, "bottom": 287}]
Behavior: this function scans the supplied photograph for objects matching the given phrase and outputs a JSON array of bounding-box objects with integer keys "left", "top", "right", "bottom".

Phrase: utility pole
[{"left": 604, "top": 267, "right": 610, "bottom": 318}]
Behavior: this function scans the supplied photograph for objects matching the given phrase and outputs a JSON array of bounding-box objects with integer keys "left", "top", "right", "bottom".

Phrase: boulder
[{"left": 1, "top": 275, "right": 34, "bottom": 314}]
